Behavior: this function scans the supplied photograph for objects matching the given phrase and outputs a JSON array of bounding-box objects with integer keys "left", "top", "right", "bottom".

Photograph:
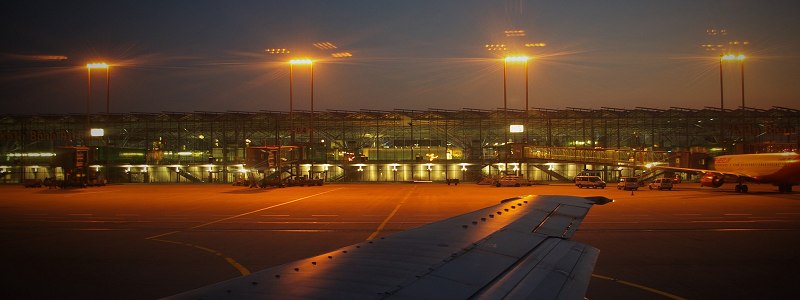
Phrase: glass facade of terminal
[{"left": 1, "top": 107, "right": 798, "bottom": 184}]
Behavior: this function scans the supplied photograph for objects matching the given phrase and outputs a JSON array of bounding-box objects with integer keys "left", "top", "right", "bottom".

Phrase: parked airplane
[
  {"left": 655, "top": 152, "right": 800, "bottom": 193},
  {"left": 167, "top": 195, "right": 613, "bottom": 300}
]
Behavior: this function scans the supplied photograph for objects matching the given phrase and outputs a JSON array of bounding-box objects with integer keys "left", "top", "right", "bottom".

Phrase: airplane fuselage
[{"left": 712, "top": 152, "right": 800, "bottom": 186}]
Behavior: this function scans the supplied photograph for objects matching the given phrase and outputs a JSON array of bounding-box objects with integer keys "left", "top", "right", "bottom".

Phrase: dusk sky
[{"left": 2, "top": 0, "right": 799, "bottom": 114}]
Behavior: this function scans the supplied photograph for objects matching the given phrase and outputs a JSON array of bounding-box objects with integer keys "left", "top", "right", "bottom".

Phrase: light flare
[
  {"left": 504, "top": 56, "right": 530, "bottom": 63},
  {"left": 86, "top": 62, "right": 109, "bottom": 69},
  {"left": 289, "top": 59, "right": 313, "bottom": 65}
]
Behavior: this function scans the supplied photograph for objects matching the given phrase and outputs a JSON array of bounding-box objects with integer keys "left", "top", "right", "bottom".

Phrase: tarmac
[{"left": 1, "top": 182, "right": 798, "bottom": 299}]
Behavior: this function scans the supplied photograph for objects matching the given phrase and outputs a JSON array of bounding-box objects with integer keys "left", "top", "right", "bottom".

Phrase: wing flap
[
  {"left": 389, "top": 232, "right": 551, "bottom": 299},
  {"left": 653, "top": 165, "right": 757, "bottom": 181},
  {"left": 533, "top": 204, "right": 590, "bottom": 238},
  {"left": 479, "top": 240, "right": 599, "bottom": 300}
]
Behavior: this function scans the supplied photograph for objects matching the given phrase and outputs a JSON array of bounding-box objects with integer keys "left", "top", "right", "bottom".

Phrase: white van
[
  {"left": 617, "top": 177, "right": 639, "bottom": 190},
  {"left": 575, "top": 176, "right": 606, "bottom": 189},
  {"left": 648, "top": 178, "right": 674, "bottom": 190}
]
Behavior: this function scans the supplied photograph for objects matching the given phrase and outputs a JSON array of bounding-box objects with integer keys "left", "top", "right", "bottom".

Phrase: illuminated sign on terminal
[
  {"left": 90, "top": 128, "right": 105, "bottom": 137},
  {"left": 5, "top": 152, "right": 56, "bottom": 157},
  {"left": 509, "top": 125, "right": 524, "bottom": 133}
]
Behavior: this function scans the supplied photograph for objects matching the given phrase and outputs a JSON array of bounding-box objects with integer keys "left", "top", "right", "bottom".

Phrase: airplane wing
[
  {"left": 166, "top": 195, "right": 613, "bottom": 300},
  {"left": 652, "top": 166, "right": 757, "bottom": 182}
]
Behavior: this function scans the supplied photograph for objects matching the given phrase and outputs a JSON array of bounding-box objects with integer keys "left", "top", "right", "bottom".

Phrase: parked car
[
  {"left": 617, "top": 177, "right": 639, "bottom": 190},
  {"left": 649, "top": 178, "right": 674, "bottom": 190},
  {"left": 575, "top": 175, "right": 606, "bottom": 189},
  {"left": 495, "top": 175, "right": 533, "bottom": 187}
]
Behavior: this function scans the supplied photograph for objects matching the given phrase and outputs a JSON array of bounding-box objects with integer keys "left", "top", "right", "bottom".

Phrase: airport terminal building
[{"left": 1, "top": 106, "right": 798, "bottom": 185}]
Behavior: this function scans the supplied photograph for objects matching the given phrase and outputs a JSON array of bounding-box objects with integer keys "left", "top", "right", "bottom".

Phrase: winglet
[
  {"left": 502, "top": 195, "right": 612, "bottom": 205},
  {"left": 500, "top": 196, "right": 525, "bottom": 203},
  {"left": 584, "top": 196, "right": 614, "bottom": 205}
]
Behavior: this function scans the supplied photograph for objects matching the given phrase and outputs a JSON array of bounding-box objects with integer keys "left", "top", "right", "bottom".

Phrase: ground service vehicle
[
  {"left": 575, "top": 176, "right": 606, "bottom": 189},
  {"left": 617, "top": 177, "right": 639, "bottom": 190},
  {"left": 649, "top": 178, "right": 674, "bottom": 190}
]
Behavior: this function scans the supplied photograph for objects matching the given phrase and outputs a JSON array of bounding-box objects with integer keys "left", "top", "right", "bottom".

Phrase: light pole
[
  {"left": 87, "top": 63, "right": 110, "bottom": 112},
  {"left": 288, "top": 59, "right": 313, "bottom": 177},
  {"left": 288, "top": 59, "right": 313, "bottom": 140},
  {"left": 719, "top": 54, "right": 746, "bottom": 144},
  {"left": 739, "top": 54, "right": 746, "bottom": 148},
  {"left": 289, "top": 60, "right": 309, "bottom": 112},
  {"left": 502, "top": 56, "right": 529, "bottom": 172},
  {"left": 503, "top": 58, "right": 508, "bottom": 173},
  {"left": 719, "top": 54, "right": 725, "bottom": 143},
  {"left": 720, "top": 54, "right": 746, "bottom": 107},
  {"left": 734, "top": 54, "right": 746, "bottom": 109},
  {"left": 105, "top": 66, "right": 110, "bottom": 113},
  {"left": 288, "top": 59, "right": 313, "bottom": 113},
  {"left": 85, "top": 62, "right": 109, "bottom": 184},
  {"left": 86, "top": 62, "right": 109, "bottom": 144},
  {"left": 269, "top": 45, "right": 351, "bottom": 182}
]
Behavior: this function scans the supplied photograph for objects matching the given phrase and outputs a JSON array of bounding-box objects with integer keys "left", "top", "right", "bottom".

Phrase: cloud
[{"left": 0, "top": 53, "right": 68, "bottom": 62}]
